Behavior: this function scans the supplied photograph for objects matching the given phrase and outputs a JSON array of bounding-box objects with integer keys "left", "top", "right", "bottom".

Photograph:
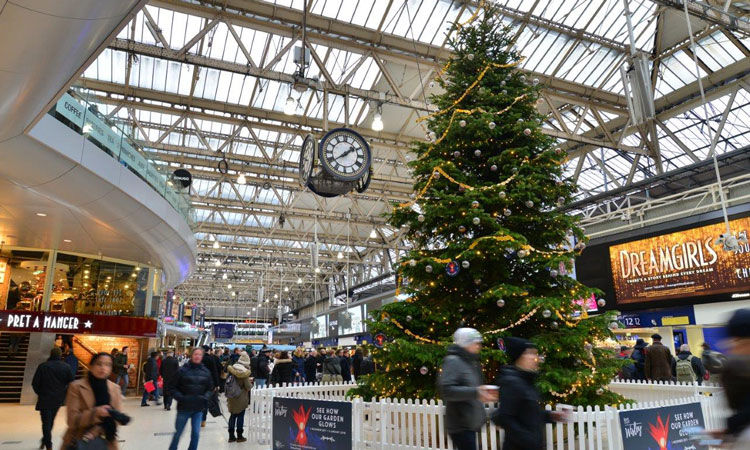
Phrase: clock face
[
  {"left": 355, "top": 167, "right": 372, "bottom": 193},
  {"left": 299, "top": 134, "right": 316, "bottom": 186},
  {"left": 318, "top": 128, "right": 371, "bottom": 181}
]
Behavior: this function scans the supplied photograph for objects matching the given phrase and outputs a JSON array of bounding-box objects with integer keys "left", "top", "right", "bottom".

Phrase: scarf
[{"left": 87, "top": 372, "right": 116, "bottom": 441}]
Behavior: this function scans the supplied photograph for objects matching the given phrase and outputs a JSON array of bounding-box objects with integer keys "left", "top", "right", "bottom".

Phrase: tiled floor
[{"left": 0, "top": 397, "right": 266, "bottom": 449}]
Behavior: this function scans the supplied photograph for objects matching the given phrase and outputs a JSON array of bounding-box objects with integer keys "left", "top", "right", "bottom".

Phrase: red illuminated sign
[{"left": 0, "top": 310, "right": 157, "bottom": 337}]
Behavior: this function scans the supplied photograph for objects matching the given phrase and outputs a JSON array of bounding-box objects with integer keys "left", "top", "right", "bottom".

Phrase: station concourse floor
[{"left": 0, "top": 396, "right": 266, "bottom": 450}]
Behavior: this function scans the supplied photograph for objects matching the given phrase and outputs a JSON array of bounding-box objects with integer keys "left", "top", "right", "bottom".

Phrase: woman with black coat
[
  {"left": 352, "top": 348, "right": 363, "bottom": 380},
  {"left": 304, "top": 351, "right": 318, "bottom": 383},
  {"left": 270, "top": 351, "right": 294, "bottom": 385}
]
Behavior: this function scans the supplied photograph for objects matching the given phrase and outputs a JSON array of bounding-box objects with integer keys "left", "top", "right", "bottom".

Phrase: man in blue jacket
[{"left": 169, "top": 347, "right": 214, "bottom": 450}]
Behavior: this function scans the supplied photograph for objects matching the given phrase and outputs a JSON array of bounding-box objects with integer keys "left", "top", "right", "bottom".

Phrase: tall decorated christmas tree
[{"left": 353, "top": 6, "right": 624, "bottom": 406}]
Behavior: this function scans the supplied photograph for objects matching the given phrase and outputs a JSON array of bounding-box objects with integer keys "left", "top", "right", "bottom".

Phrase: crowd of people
[{"left": 614, "top": 333, "right": 726, "bottom": 385}]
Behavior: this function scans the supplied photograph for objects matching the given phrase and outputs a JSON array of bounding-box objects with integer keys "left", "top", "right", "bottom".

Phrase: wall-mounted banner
[
  {"left": 164, "top": 290, "right": 174, "bottom": 318},
  {"left": 619, "top": 402, "right": 707, "bottom": 450},
  {"left": 0, "top": 310, "right": 157, "bottom": 337},
  {"left": 272, "top": 397, "right": 352, "bottom": 450},
  {"left": 199, "top": 308, "right": 205, "bottom": 328},
  {"left": 610, "top": 217, "right": 750, "bottom": 304},
  {"left": 177, "top": 302, "right": 185, "bottom": 322}
]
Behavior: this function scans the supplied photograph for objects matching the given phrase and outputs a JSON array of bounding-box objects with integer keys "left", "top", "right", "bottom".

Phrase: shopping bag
[
  {"left": 157, "top": 376, "right": 164, "bottom": 389},
  {"left": 144, "top": 380, "right": 156, "bottom": 393},
  {"left": 208, "top": 390, "right": 222, "bottom": 417}
]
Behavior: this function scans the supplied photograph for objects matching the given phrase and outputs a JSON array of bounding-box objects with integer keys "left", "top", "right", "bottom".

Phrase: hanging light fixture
[
  {"left": 314, "top": 267, "right": 321, "bottom": 274},
  {"left": 337, "top": 251, "right": 344, "bottom": 259},
  {"left": 371, "top": 103, "right": 384, "bottom": 131},
  {"left": 214, "top": 260, "right": 222, "bottom": 267},
  {"left": 369, "top": 228, "right": 378, "bottom": 239},
  {"left": 237, "top": 173, "right": 247, "bottom": 185},
  {"left": 222, "top": 273, "right": 228, "bottom": 280},
  {"left": 213, "top": 240, "right": 220, "bottom": 249},
  {"left": 297, "top": 277, "right": 303, "bottom": 284},
  {"left": 227, "top": 284, "right": 232, "bottom": 289},
  {"left": 284, "top": 94, "right": 296, "bottom": 115}
]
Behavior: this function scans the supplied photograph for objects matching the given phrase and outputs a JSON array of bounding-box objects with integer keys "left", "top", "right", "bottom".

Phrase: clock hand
[{"left": 337, "top": 146, "right": 355, "bottom": 159}]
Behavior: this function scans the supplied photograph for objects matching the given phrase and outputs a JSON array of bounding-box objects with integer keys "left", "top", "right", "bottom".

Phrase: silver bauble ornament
[
  {"left": 520, "top": 75, "right": 527, "bottom": 82},
  {"left": 467, "top": 53, "right": 474, "bottom": 61},
  {"left": 525, "top": 200, "right": 534, "bottom": 208},
  {"left": 420, "top": 366, "right": 429, "bottom": 375},
  {"left": 409, "top": 259, "right": 417, "bottom": 267},
  {"left": 458, "top": 225, "right": 467, "bottom": 233},
  {"left": 429, "top": 81, "right": 435, "bottom": 88},
  {"left": 551, "top": 321, "right": 559, "bottom": 329},
  {"left": 459, "top": 120, "right": 467, "bottom": 127},
  {"left": 501, "top": 90, "right": 507, "bottom": 95},
  {"left": 425, "top": 265, "right": 433, "bottom": 273},
  {"left": 471, "top": 201, "right": 480, "bottom": 208},
  {"left": 533, "top": 78, "right": 540, "bottom": 85},
  {"left": 418, "top": 214, "right": 425, "bottom": 222},
  {"left": 500, "top": 80, "right": 506, "bottom": 86},
  {"left": 429, "top": 131, "right": 436, "bottom": 140},
  {"left": 406, "top": 315, "right": 413, "bottom": 322},
  {"left": 434, "top": 171, "right": 441, "bottom": 179},
  {"left": 503, "top": 208, "right": 512, "bottom": 216},
  {"left": 549, "top": 269, "right": 558, "bottom": 278},
  {"left": 488, "top": 121, "right": 496, "bottom": 129},
  {"left": 415, "top": 231, "right": 422, "bottom": 237},
  {"left": 499, "top": 191, "right": 507, "bottom": 199},
  {"left": 542, "top": 309, "right": 552, "bottom": 318},
  {"left": 453, "top": 150, "right": 461, "bottom": 158},
  {"left": 511, "top": 167, "right": 519, "bottom": 173},
  {"left": 410, "top": 193, "right": 416, "bottom": 199},
  {"left": 609, "top": 321, "right": 619, "bottom": 330},
  {"left": 557, "top": 197, "right": 565, "bottom": 206},
  {"left": 496, "top": 298, "right": 506, "bottom": 307},
  {"left": 474, "top": 149, "right": 482, "bottom": 157},
  {"left": 461, "top": 260, "right": 470, "bottom": 269},
  {"left": 596, "top": 388, "right": 604, "bottom": 395},
  {"left": 490, "top": 164, "right": 498, "bottom": 172},
  {"left": 472, "top": 217, "right": 481, "bottom": 225},
  {"left": 474, "top": 279, "right": 481, "bottom": 286},
  {"left": 523, "top": 128, "right": 532, "bottom": 136},
  {"left": 597, "top": 299, "right": 606, "bottom": 307},
  {"left": 517, "top": 249, "right": 527, "bottom": 258},
  {"left": 555, "top": 147, "right": 563, "bottom": 155}
]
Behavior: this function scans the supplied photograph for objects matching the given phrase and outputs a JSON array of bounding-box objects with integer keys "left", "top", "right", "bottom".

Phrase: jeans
[
  {"left": 141, "top": 384, "right": 160, "bottom": 405},
  {"left": 39, "top": 407, "right": 59, "bottom": 448},
  {"left": 228, "top": 410, "right": 246, "bottom": 433},
  {"left": 255, "top": 378, "right": 266, "bottom": 387},
  {"left": 450, "top": 431, "right": 477, "bottom": 450},
  {"left": 115, "top": 373, "right": 128, "bottom": 396},
  {"left": 169, "top": 410, "right": 203, "bottom": 450}
]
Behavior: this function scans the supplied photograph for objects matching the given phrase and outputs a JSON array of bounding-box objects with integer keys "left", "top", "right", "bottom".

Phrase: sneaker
[
  {"left": 201, "top": 421, "right": 206, "bottom": 428},
  {"left": 236, "top": 436, "right": 247, "bottom": 443},
  {"left": 141, "top": 404, "right": 149, "bottom": 407}
]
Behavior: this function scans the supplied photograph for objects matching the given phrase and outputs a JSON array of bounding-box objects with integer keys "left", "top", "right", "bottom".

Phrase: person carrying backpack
[
  {"left": 701, "top": 342, "right": 726, "bottom": 379},
  {"left": 674, "top": 344, "right": 706, "bottom": 385},
  {"left": 225, "top": 351, "right": 253, "bottom": 443}
]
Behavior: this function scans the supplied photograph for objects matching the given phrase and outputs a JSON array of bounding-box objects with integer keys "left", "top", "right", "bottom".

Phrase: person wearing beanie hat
[
  {"left": 226, "top": 351, "right": 254, "bottom": 443},
  {"left": 32, "top": 346, "right": 74, "bottom": 450},
  {"left": 631, "top": 338, "right": 648, "bottom": 380},
  {"left": 645, "top": 333, "right": 675, "bottom": 382},
  {"left": 491, "top": 337, "right": 568, "bottom": 449},
  {"left": 437, "top": 328, "right": 497, "bottom": 450}
]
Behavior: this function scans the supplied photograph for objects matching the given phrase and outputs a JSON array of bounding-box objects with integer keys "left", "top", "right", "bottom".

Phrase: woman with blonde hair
[{"left": 292, "top": 347, "right": 306, "bottom": 383}]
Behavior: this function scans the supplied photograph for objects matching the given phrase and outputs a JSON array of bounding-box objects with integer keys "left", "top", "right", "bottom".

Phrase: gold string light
[
  {"left": 485, "top": 306, "right": 539, "bottom": 334},
  {"left": 454, "top": 0, "right": 486, "bottom": 29}
]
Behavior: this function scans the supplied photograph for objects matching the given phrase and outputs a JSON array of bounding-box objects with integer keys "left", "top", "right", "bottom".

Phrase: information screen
[{"left": 609, "top": 217, "right": 750, "bottom": 304}]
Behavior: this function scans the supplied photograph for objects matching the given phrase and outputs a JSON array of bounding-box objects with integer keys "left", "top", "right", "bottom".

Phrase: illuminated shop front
[{"left": 0, "top": 246, "right": 164, "bottom": 318}]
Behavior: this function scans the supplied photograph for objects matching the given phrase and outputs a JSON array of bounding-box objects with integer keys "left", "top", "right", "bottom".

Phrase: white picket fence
[
  {"left": 247, "top": 381, "right": 728, "bottom": 449},
  {"left": 609, "top": 378, "right": 722, "bottom": 403}
]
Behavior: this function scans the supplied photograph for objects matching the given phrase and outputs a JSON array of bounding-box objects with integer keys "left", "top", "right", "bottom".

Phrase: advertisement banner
[
  {"left": 199, "top": 308, "right": 205, "bottom": 329},
  {"left": 272, "top": 397, "right": 352, "bottom": 450},
  {"left": 177, "top": 302, "right": 185, "bottom": 322},
  {"left": 609, "top": 217, "right": 750, "bottom": 304},
  {"left": 619, "top": 402, "right": 707, "bottom": 450},
  {"left": 0, "top": 310, "right": 157, "bottom": 337},
  {"left": 165, "top": 290, "right": 174, "bottom": 318},
  {"left": 213, "top": 323, "right": 235, "bottom": 339}
]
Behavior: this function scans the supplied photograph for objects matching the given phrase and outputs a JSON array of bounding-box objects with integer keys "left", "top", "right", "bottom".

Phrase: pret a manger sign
[
  {"left": 1, "top": 312, "right": 90, "bottom": 331},
  {"left": 0, "top": 310, "right": 157, "bottom": 337},
  {"left": 609, "top": 217, "right": 750, "bottom": 304}
]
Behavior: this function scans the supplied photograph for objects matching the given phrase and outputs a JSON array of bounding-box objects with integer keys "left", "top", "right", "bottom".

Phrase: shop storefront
[
  {"left": 0, "top": 309, "right": 157, "bottom": 404},
  {"left": 0, "top": 246, "right": 164, "bottom": 318}
]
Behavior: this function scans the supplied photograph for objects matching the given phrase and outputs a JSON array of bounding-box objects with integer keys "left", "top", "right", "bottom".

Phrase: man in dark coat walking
[
  {"left": 254, "top": 347, "right": 272, "bottom": 387},
  {"left": 200, "top": 345, "right": 220, "bottom": 425},
  {"left": 160, "top": 349, "right": 180, "bottom": 410},
  {"left": 142, "top": 351, "right": 161, "bottom": 406},
  {"left": 491, "top": 337, "right": 569, "bottom": 450},
  {"left": 645, "top": 334, "right": 675, "bottom": 381},
  {"left": 168, "top": 347, "right": 214, "bottom": 450},
  {"left": 631, "top": 339, "right": 648, "bottom": 380},
  {"left": 32, "top": 346, "right": 74, "bottom": 450},
  {"left": 438, "top": 328, "right": 498, "bottom": 450}
]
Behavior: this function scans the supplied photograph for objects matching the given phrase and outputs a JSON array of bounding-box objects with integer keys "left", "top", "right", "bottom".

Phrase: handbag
[
  {"left": 66, "top": 409, "right": 109, "bottom": 450},
  {"left": 144, "top": 380, "right": 156, "bottom": 393},
  {"left": 157, "top": 376, "right": 164, "bottom": 389},
  {"left": 207, "top": 390, "right": 222, "bottom": 417}
]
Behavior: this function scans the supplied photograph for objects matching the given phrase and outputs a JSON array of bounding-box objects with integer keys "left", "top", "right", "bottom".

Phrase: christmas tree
[{"left": 353, "top": 6, "right": 624, "bottom": 406}]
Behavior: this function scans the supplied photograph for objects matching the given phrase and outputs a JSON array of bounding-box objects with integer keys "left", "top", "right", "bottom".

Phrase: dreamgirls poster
[
  {"left": 619, "top": 402, "right": 707, "bottom": 450},
  {"left": 272, "top": 397, "right": 352, "bottom": 450}
]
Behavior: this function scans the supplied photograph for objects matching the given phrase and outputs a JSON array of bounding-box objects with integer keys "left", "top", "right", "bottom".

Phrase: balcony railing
[{"left": 49, "top": 89, "right": 194, "bottom": 226}]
